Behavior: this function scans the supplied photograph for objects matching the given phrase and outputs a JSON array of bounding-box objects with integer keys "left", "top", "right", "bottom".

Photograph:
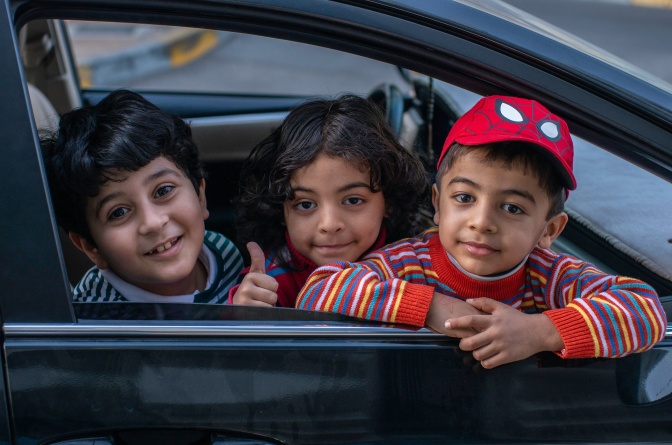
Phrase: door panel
[{"left": 5, "top": 323, "right": 672, "bottom": 444}]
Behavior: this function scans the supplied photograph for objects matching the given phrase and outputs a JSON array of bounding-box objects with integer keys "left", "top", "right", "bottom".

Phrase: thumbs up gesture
[{"left": 231, "top": 242, "right": 279, "bottom": 306}]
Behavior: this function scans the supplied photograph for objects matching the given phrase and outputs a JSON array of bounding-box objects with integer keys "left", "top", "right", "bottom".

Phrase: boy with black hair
[
  {"left": 297, "top": 95, "right": 667, "bottom": 368},
  {"left": 43, "top": 90, "right": 242, "bottom": 303}
]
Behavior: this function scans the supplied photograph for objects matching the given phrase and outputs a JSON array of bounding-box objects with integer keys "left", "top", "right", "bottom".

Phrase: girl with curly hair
[{"left": 230, "top": 94, "right": 433, "bottom": 307}]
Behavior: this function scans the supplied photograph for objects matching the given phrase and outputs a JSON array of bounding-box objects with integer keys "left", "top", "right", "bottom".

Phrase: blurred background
[{"left": 63, "top": 0, "right": 672, "bottom": 95}]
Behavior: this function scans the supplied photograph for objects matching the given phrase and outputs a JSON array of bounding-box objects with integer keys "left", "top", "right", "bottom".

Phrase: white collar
[
  {"left": 446, "top": 251, "right": 528, "bottom": 282},
  {"left": 100, "top": 244, "right": 216, "bottom": 302}
]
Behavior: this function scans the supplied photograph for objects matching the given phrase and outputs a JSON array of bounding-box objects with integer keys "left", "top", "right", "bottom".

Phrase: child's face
[
  {"left": 284, "top": 153, "right": 388, "bottom": 266},
  {"left": 432, "top": 148, "right": 567, "bottom": 276},
  {"left": 73, "top": 156, "right": 210, "bottom": 295}
]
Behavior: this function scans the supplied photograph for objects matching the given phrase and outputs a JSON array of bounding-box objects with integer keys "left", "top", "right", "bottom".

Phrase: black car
[{"left": 1, "top": 0, "right": 671, "bottom": 444}]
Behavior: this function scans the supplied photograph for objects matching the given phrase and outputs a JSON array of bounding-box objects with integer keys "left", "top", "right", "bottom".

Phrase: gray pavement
[{"left": 67, "top": 22, "right": 228, "bottom": 87}]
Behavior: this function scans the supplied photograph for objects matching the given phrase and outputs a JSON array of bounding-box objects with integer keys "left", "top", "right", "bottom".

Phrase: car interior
[{"left": 20, "top": 18, "right": 672, "bottom": 319}]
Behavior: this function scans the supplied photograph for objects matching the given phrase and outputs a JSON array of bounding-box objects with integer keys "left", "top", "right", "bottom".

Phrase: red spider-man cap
[{"left": 437, "top": 96, "right": 576, "bottom": 191}]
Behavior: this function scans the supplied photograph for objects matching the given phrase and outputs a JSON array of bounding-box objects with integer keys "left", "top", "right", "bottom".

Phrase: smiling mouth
[
  {"left": 146, "top": 237, "right": 180, "bottom": 255},
  {"left": 315, "top": 242, "right": 353, "bottom": 250},
  {"left": 462, "top": 241, "right": 498, "bottom": 255}
]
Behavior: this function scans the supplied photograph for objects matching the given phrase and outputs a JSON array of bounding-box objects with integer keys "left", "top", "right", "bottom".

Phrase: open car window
[{"left": 25, "top": 17, "right": 672, "bottom": 323}]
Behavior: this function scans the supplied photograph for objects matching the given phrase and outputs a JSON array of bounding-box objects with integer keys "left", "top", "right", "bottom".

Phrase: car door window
[{"left": 30, "top": 19, "right": 672, "bottom": 322}]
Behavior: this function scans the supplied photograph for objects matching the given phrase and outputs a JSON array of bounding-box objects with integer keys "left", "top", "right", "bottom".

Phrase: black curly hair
[
  {"left": 41, "top": 89, "right": 205, "bottom": 245},
  {"left": 235, "top": 94, "right": 433, "bottom": 259}
]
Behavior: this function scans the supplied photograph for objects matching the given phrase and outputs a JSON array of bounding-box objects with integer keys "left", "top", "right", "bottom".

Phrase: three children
[
  {"left": 296, "top": 95, "right": 667, "bottom": 367},
  {"left": 43, "top": 89, "right": 666, "bottom": 368}
]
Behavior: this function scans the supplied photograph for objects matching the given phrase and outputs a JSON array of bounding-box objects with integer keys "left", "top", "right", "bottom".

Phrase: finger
[
  {"left": 470, "top": 342, "right": 500, "bottom": 362},
  {"left": 247, "top": 242, "right": 266, "bottom": 274},
  {"left": 479, "top": 352, "right": 506, "bottom": 369},
  {"left": 241, "top": 295, "right": 277, "bottom": 307},
  {"left": 247, "top": 289, "right": 278, "bottom": 306},
  {"left": 247, "top": 273, "right": 279, "bottom": 293},
  {"left": 445, "top": 314, "right": 491, "bottom": 332},
  {"left": 234, "top": 285, "right": 278, "bottom": 306},
  {"left": 443, "top": 325, "right": 478, "bottom": 338},
  {"left": 427, "top": 316, "right": 475, "bottom": 338},
  {"left": 467, "top": 297, "right": 510, "bottom": 315},
  {"left": 459, "top": 332, "right": 492, "bottom": 352}
]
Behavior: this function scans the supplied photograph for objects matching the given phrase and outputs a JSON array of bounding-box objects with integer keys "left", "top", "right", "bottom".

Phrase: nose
[
  {"left": 469, "top": 202, "right": 497, "bottom": 233},
  {"left": 137, "top": 204, "right": 169, "bottom": 235},
  {"left": 317, "top": 205, "right": 344, "bottom": 234}
]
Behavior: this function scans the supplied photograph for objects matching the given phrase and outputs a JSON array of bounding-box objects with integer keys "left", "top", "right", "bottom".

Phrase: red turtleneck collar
[{"left": 428, "top": 234, "right": 526, "bottom": 301}]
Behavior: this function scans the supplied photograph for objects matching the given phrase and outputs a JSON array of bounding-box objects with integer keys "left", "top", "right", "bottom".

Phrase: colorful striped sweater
[{"left": 296, "top": 227, "right": 667, "bottom": 358}]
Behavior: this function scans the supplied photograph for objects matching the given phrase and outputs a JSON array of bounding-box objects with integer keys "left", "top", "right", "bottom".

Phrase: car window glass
[
  {"left": 569, "top": 136, "right": 672, "bottom": 280},
  {"left": 504, "top": 0, "right": 672, "bottom": 91},
  {"left": 64, "top": 21, "right": 407, "bottom": 96}
]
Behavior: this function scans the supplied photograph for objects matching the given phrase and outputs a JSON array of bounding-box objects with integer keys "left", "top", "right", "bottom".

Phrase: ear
[
  {"left": 68, "top": 232, "right": 109, "bottom": 270},
  {"left": 198, "top": 178, "right": 210, "bottom": 220},
  {"left": 537, "top": 212, "right": 569, "bottom": 249},
  {"left": 431, "top": 183, "right": 441, "bottom": 226},
  {"left": 384, "top": 203, "right": 392, "bottom": 219}
]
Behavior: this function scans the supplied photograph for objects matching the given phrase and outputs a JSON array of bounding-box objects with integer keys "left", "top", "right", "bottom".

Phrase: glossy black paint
[
  {"left": 0, "top": 341, "right": 11, "bottom": 444},
  {"left": 0, "top": 1, "right": 671, "bottom": 444},
  {"left": 0, "top": 0, "right": 73, "bottom": 324},
  {"left": 5, "top": 325, "right": 672, "bottom": 443}
]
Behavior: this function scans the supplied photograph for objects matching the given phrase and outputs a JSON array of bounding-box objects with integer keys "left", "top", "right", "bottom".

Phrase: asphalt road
[
  {"left": 129, "top": 33, "right": 406, "bottom": 96},
  {"left": 504, "top": 0, "right": 672, "bottom": 84}
]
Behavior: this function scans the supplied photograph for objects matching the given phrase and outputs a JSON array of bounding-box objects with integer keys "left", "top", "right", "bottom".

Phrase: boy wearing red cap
[{"left": 296, "top": 95, "right": 667, "bottom": 368}]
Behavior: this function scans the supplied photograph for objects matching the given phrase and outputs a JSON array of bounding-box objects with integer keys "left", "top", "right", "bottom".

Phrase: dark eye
[
  {"left": 344, "top": 197, "right": 364, "bottom": 205},
  {"left": 156, "top": 185, "right": 174, "bottom": 198},
  {"left": 503, "top": 204, "right": 522, "bottom": 214},
  {"left": 455, "top": 194, "right": 473, "bottom": 203},
  {"left": 296, "top": 201, "right": 316, "bottom": 211},
  {"left": 109, "top": 207, "right": 129, "bottom": 220}
]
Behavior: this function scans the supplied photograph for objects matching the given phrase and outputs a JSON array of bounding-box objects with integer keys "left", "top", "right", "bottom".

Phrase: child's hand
[
  {"left": 445, "top": 298, "right": 564, "bottom": 369},
  {"left": 425, "top": 292, "right": 484, "bottom": 337},
  {"left": 232, "top": 242, "right": 279, "bottom": 307}
]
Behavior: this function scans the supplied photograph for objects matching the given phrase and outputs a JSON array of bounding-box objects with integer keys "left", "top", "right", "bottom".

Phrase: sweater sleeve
[
  {"left": 532, "top": 250, "right": 667, "bottom": 359},
  {"left": 295, "top": 241, "right": 435, "bottom": 327}
]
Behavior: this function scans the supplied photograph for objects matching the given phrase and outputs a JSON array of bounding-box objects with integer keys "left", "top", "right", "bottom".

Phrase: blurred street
[{"left": 66, "top": 0, "right": 672, "bottom": 93}]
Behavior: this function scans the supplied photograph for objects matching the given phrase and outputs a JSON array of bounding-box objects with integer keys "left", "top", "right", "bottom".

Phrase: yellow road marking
[
  {"left": 170, "top": 30, "right": 218, "bottom": 67},
  {"left": 631, "top": 0, "right": 672, "bottom": 8}
]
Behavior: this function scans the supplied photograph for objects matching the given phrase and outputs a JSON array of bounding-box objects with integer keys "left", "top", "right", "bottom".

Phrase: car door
[
  {"left": 0, "top": 324, "right": 12, "bottom": 444},
  {"left": 2, "top": 1, "right": 672, "bottom": 444}
]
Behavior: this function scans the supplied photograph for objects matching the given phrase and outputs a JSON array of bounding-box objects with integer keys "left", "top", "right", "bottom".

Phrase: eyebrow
[
  {"left": 94, "top": 167, "right": 182, "bottom": 217},
  {"left": 447, "top": 176, "right": 537, "bottom": 205},
  {"left": 291, "top": 181, "right": 373, "bottom": 195}
]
